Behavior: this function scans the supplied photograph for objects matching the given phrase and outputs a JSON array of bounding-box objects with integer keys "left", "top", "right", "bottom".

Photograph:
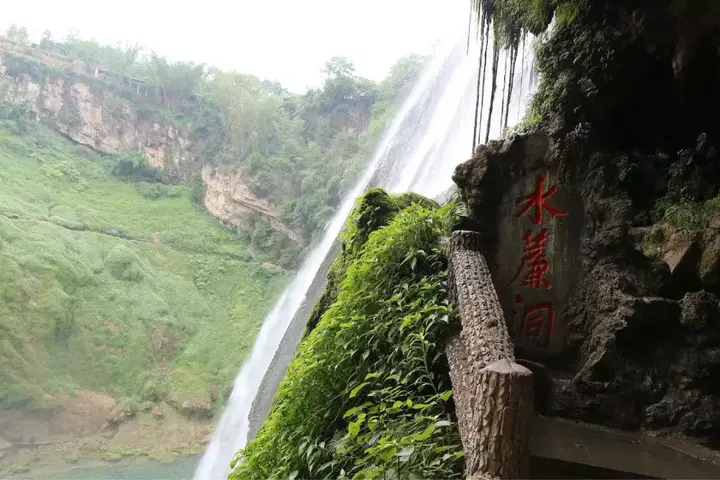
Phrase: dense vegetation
[
  {"left": 233, "top": 190, "right": 464, "bottom": 480},
  {"left": 2, "top": 26, "right": 427, "bottom": 267},
  {"left": 0, "top": 111, "right": 288, "bottom": 412}
]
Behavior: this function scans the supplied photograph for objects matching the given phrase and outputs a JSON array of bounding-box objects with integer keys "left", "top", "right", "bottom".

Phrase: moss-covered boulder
[{"left": 305, "top": 188, "right": 439, "bottom": 335}]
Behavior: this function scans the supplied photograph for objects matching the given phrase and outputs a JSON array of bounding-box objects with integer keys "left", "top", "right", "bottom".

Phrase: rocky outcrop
[
  {"left": 453, "top": 125, "right": 720, "bottom": 448},
  {"left": 202, "top": 165, "right": 299, "bottom": 242},
  {"left": 0, "top": 46, "right": 298, "bottom": 241},
  {"left": 0, "top": 51, "right": 194, "bottom": 181}
]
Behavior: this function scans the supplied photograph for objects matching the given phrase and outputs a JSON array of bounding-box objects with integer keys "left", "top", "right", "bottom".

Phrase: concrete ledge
[{"left": 530, "top": 416, "right": 720, "bottom": 479}]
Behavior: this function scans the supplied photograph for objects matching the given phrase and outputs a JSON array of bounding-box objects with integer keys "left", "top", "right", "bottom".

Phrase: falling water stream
[{"left": 195, "top": 10, "right": 538, "bottom": 480}]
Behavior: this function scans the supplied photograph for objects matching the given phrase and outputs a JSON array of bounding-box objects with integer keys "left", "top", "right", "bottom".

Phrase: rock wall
[
  {"left": 449, "top": 0, "right": 720, "bottom": 448},
  {"left": 202, "top": 165, "right": 299, "bottom": 242},
  {"left": 453, "top": 126, "right": 720, "bottom": 447},
  {"left": 0, "top": 47, "right": 297, "bottom": 241},
  {"left": 0, "top": 52, "right": 194, "bottom": 181}
]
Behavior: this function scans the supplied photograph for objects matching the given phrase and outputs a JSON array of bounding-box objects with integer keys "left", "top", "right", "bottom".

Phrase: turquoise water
[{"left": 13, "top": 455, "right": 198, "bottom": 480}]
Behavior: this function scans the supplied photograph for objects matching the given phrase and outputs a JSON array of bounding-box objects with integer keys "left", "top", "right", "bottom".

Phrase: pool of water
[{"left": 12, "top": 455, "right": 199, "bottom": 480}]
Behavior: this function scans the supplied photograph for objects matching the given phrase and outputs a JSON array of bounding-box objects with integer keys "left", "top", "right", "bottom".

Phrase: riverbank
[
  {"left": 10, "top": 454, "right": 200, "bottom": 480},
  {"left": 0, "top": 390, "right": 213, "bottom": 478}
]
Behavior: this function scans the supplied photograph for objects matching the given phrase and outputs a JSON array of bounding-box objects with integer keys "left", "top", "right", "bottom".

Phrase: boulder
[{"left": 105, "top": 401, "right": 133, "bottom": 426}]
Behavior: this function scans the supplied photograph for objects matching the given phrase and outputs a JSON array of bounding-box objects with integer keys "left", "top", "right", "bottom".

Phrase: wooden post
[{"left": 445, "top": 230, "right": 533, "bottom": 480}]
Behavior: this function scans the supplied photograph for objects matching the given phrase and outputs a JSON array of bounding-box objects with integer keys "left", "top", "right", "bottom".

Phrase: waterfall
[{"left": 195, "top": 13, "right": 538, "bottom": 480}]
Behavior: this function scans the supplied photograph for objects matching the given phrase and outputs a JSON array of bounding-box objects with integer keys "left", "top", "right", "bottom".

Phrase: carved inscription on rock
[{"left": 493, "top": 172, "right": 583, "bottom": 355}]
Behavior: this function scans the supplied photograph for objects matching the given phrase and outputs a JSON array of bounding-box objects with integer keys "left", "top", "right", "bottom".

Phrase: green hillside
[{"left": 0, "top": 117, "right": 288, "bottom": 412}]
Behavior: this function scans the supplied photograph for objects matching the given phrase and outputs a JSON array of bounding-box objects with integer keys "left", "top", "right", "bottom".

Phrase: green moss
[
  {"left": 233, "top": 202, "right": 462, "bottom": 479},
  {"left": 8, "top": 464, "right": 30, "bottom": 474},
  {"left": 305, "top": 188, "right": 439, "bottom": 335}
]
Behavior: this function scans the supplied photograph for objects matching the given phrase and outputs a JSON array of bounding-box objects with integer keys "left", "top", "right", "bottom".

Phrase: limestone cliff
[
  {"left": 201, "top": 165, "right": 300, "bottom": 242},
  {"left": 452, "top": 0, "right": 720, "bottom": 448},
  {"left": 0, "top": 41, "right": 297, "bottom": 242},
  {"left": 0, "top": 50, "right": 193, "bottom": 180}
]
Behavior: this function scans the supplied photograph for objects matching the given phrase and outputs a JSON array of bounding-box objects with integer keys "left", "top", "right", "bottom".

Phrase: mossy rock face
[{"left": 305, "top": 188, "right": 439, "bottom": 335}]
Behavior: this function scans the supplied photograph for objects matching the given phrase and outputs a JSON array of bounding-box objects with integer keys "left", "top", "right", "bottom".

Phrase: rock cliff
[
  {"left": 0, "top": 42, "right": 296, "bottom": 242},
  {"left": 451, "top": 0, "right": 720, "bottom": 448},
  {"left": 201, "top": 165, "right": 300, "bottom": 242},
  {"left": 0, "top": 50, "right": 194, "bottom": 179}
]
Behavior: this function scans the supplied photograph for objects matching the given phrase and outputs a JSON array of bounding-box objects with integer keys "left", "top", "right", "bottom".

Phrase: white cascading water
[{"left": 195, "top": 9, "right": 537, "bottom": 480}]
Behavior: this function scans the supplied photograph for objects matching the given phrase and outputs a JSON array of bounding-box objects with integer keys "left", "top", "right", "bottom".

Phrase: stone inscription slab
[{"left": 492, "top": 171, "right": 583, "bottom": 355}]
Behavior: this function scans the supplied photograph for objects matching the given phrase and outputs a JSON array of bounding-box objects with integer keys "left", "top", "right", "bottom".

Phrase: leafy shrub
[
  {"left": 232, "top": 200, "right": 463, "bottom": 480},
  {"left": 111, "top": 151, "right": 160, "bottom": 182},
  {"left": 105, "top": 244, "right": 146, "bottom": 282},
  {"left": 135, "top": 182, "right": 185, "bottom": 200}
]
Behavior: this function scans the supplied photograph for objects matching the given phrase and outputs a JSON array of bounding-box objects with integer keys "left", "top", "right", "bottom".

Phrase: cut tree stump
[{"left": 445, "top": 230, "right": 533, "bottom": 480}]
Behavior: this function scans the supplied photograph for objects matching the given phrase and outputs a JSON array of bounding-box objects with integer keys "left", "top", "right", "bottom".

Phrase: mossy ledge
[
  {"left": 304, "top": 188, "right": 439, "bottom": 336},
  {"left": 232, "top": 191, "right": 463, "bottom": 479}
]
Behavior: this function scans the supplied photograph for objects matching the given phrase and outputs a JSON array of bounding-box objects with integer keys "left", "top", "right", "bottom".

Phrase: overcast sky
[{"left": 1, "top": 0, "right": 467, "bottom": 93}]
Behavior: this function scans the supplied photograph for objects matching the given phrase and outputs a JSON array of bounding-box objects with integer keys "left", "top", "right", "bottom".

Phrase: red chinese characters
[
  {"left": 512, "top": 228, "right": 551, "bottom": 289},
  {"left": 516, "top": 295, "right": 554, "bottom": 348},
  {"left": 513, "top": 174, "right": 566, "bottom": 348},
  {"left": 515, "top": 175, "right": 567, "bottom": 225}
]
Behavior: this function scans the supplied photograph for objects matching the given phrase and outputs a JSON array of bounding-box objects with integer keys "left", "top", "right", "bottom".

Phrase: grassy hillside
[
  {"left": 0, "top": 118, "right": 289, "bottom": 412},
  {"left": 0, "top": 32, "right": 427, "bottom": 267}
]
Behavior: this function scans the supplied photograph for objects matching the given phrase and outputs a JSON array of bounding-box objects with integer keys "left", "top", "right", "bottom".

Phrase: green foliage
[
  {"left": 306, "top": 189, "right": 438, "bottom": 335},
  {"left": 134, "top": 182, "right": 186, "bottom": 200},
  {"left": 232, "top": 201, "right": 462, "bottom": 480},
  {"left": 0, "top": 119, "right": 288, "bottom": 409},
  {"left": 651, "top": 196, "right": 720, "bottom": 234},
  {"left": 504, "top": 112, "right": 543, "bottom": 137},
  {"left": 5, "top": 24, "right": 29, "bottom": 45},
  {"left": 2, "top": 29, "right": 428, "bottom": 266},
  {"left": 110, "top": 151, "right": 160, "bottom": 182}
]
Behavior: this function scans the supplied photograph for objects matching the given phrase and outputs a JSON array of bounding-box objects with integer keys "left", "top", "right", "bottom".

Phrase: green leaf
[
  {"left": 411, "top": 424, "right": 435, "bottom": 441},
  {"left": 378, "top": 446, "right": 398, "bottom": 462},
  {"left": 348, "top": 421, "right": 360, "bottom": 437},
  {"left": 349, "top": 382, "right": 369, "bottom": 398},
  {"left": 434, "top": 420, "right": 451, "bottom": 428}
]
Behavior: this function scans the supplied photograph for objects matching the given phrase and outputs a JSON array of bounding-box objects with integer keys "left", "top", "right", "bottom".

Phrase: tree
[
  {"left": 5, "top": 24, "right": 29, "bottom": 46},
  {"left": 380, "top": 54, "right": 426, "bottom": 100},
  {"left": 16, "top": 27, "right": 29, "bottom": 46},
  {"left": 40, "top": 30, "right": 54, "bottom": 49},
  {"left": 5, "top": 24, "right": 18, "bottom": 40},
  {"left": 322, "top": 56, "right": 355, "bottom": 78}
]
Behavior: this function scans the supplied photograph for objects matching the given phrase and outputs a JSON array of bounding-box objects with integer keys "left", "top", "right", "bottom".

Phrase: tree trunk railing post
[{"left": 445, "top": 230, "right": 534, "bottom": 480}]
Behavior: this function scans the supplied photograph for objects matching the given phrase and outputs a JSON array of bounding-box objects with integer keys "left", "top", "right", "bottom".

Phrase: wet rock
[
  {"left": 547, "top": 377, "right": 641, "bottom": 430},
  {"left": 699, "top": 233, "right": 720, "bottom": 287},
  {"left": 663, "top": 232, "right": 700, "bottom": 275},
  {"left": 167, "top": 392, "right": 213, "bottom": 419},
  {"left": 680, "top": 291, "right": 720, "bottom": 332},
  {"left": 105, "top": 401, "right": 133, "bottom": 426},
  {"left": 668, "top": 134, "right": 720, "bottom": 202}
]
